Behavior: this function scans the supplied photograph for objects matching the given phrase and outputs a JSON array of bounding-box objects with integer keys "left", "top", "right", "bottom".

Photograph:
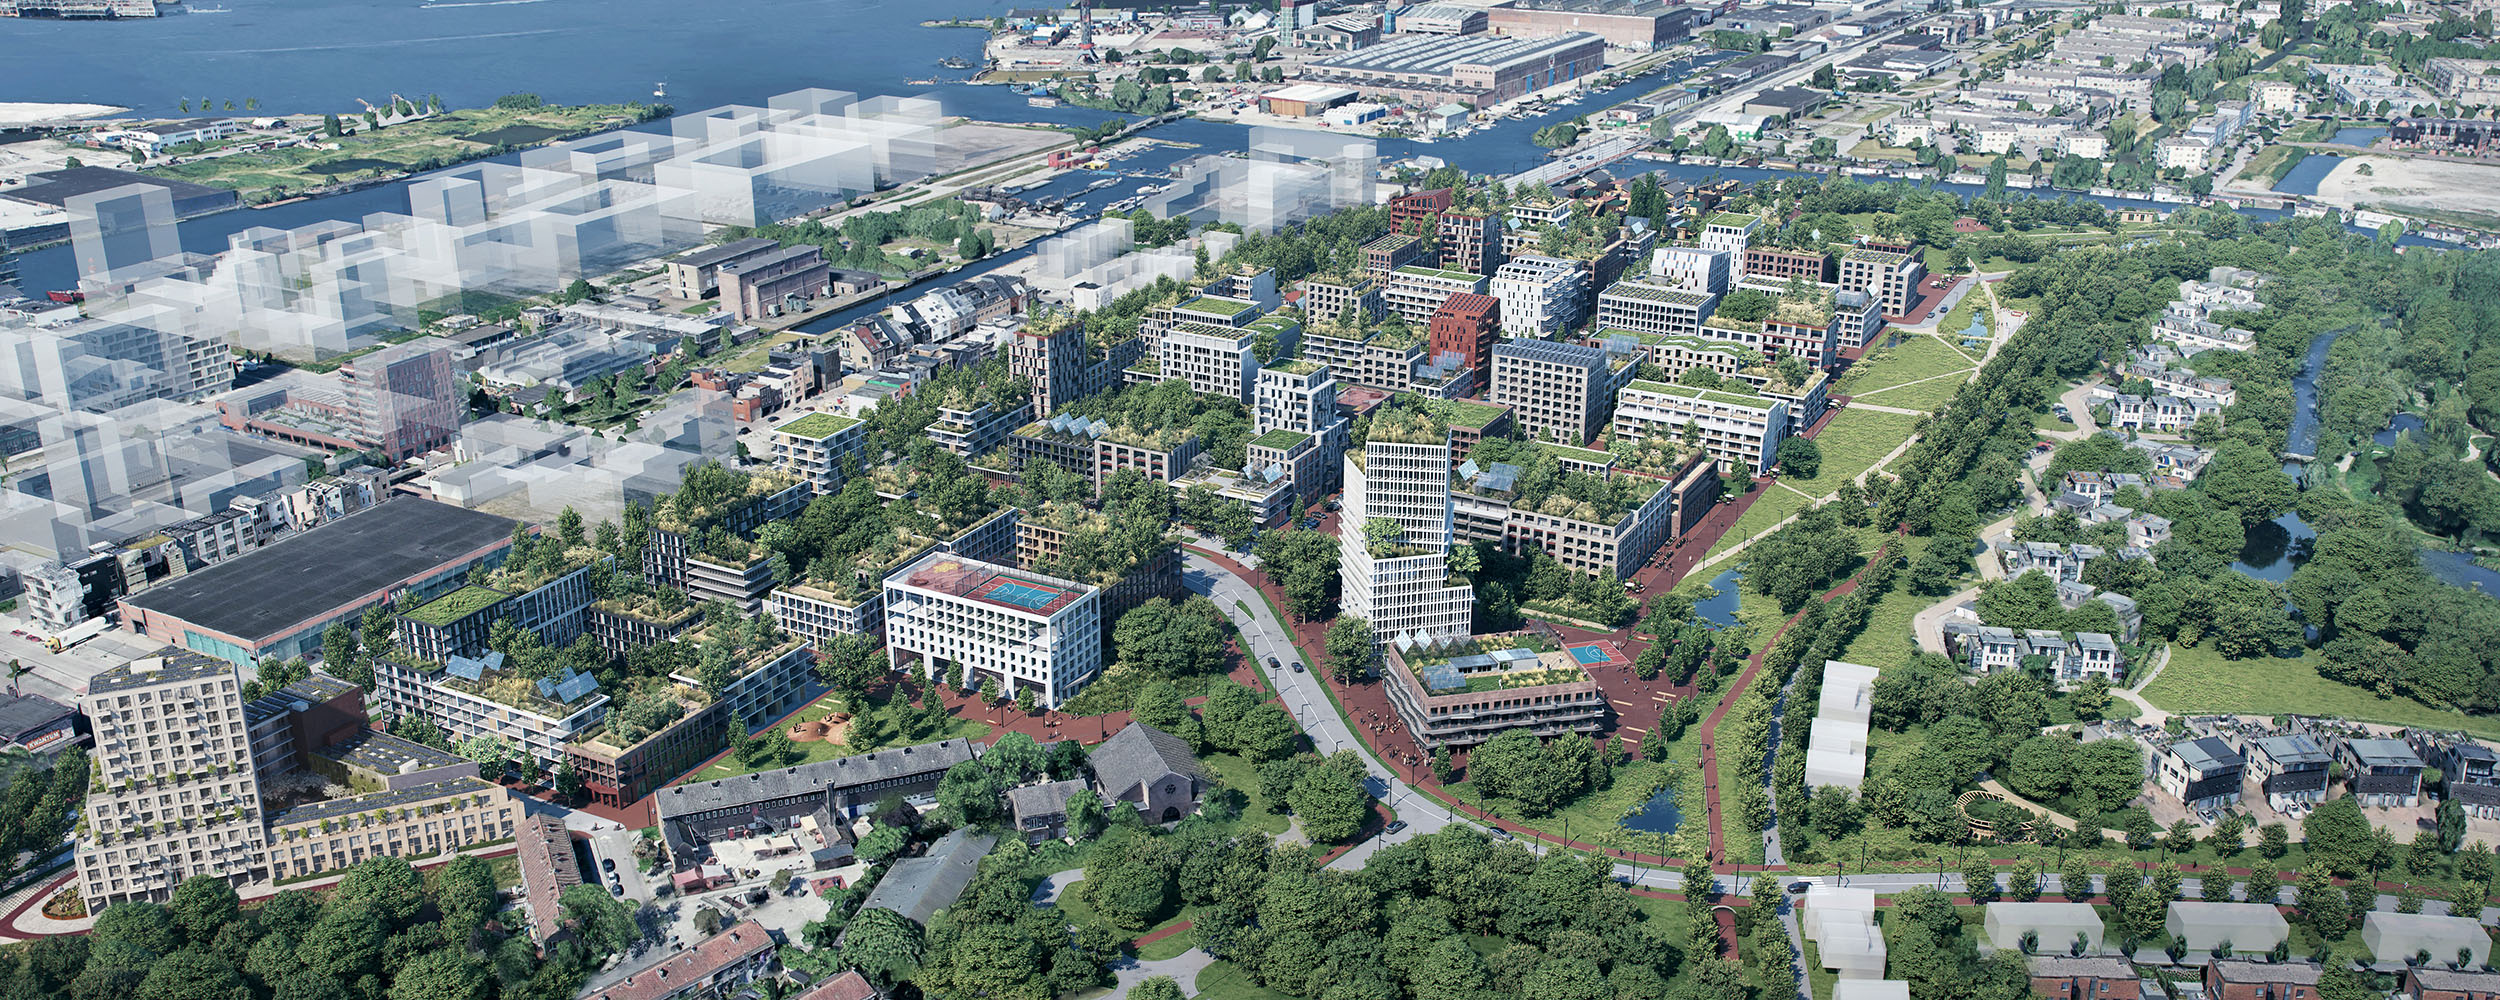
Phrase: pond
[
  {"left": 1620, "top": 786, "right": 1682, "bottom": 834},
  {"left": 1694, "top": 568, "right": 1742, "bottom": 627}
]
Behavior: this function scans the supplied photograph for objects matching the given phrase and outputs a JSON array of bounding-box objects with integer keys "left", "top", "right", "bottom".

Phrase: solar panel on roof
[
  {"left": 555, "top": 672, "right": 601, "bottom": 703},
  {"left": 535, "top": 676, "right": 559, "bottom": 698},
  {"left": 1087, "top": 419, "right": 1110, "bottom": 437},
  {"left": 446, "top": 650, "right": 501, "bottom": 682},
  {"left": 1457, "top": 460, "right": 1481, "bottom": 479},
  {"left": 1262, "top": 463, "right": 1285, "bottom": 483}
]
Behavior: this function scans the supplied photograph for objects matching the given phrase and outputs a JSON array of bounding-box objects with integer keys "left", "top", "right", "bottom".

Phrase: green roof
[
  {"left": 777, "top": 412, "right": 863, "bottom": 440},
  {"left": 1177, "top": 295, "right": 1258, "bottom": 317},
  {"left": 1627, "top": 380, "right": 1769, "bottom": 407},
  {"left": 1538, "top": 441, "right": 1613, "bottom": 462},
  {"left": 404, "top": 585, "right": 506, "bottom": 627},
  {"left": 1250, "top": 429, "right": 1313, "bottom": 451},
  {"left": 1267, "top": 359, "right": 1324, "bottom": 376},
  {"left": 1426, "top": 398, "right": 1508, "bottom": 430},
  {"left": 1707, "top": 212, "right": 1761, "bottom": 228},
  {"left": 1394, "top": 264, "right": 1482, "bottom": 283}
]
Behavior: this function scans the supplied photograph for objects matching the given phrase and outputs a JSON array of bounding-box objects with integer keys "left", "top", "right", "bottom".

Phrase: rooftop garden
[
  {"left": 1362, "top": 405, "right": 1449, "bottom": 448},
  {"left": 1397, "top": 633, "right": 1591, "bottom": 694},
  {"left": 593, "top": 582, "right": 699, "bottom": 624},
  {"left": 778, "top": 411, "right": 863, "bottom": 440},
  {"left": 481, "top": 532, "right": 606, "bottom": 597},
  {"left": 404, "top": 585, "right": 506, "bottom": 628},
  {"left": 1022, "top": 499, "right": 1173, "bottom": 589},
  {"left": 1394, "top": 264, "right": 1481, "bottom": 283},
  {"left": 1770, "top": 286, "right": 1838, "bottom": 327},
  {"left": 404, "top": 653, "right": 593, "bottom": 718},
  {"left": 577, "top": 674, "right": 702, "bottom": 750},
  {"left": 1469, "top": 437, "right": 1664, "bottom": 524},
  {"left": 1249, "top": 428, "right": 1312, "bottom": 451},
  {"left": 1266, "top": 358, "right": 1323, "bottom": 377},
  {"left": 1046, "top": 378, "right": 1241, "bottom": 455},
  {"left": 1707, "top": 211, "right": 1761, "bottom": 229},
  {"left": 1176, "top": 295, "right": 1258, "bottom": 318},
  {"left": 653, "top": 463, "right": 806, "bottom": 534}
]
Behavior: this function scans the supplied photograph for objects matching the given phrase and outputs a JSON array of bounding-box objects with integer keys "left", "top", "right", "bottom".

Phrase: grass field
[
  {"left": 1201, "top": 751, "right": 1292, "bottom": 837},
  {"left": 1445, "top": 758, "right": 1686, "bottom": 855},
  {"left": 1810, "top": 408, "right": 1926, "bottom": 484},
  {"left": 1704, "top": 484, "right": 1818, "bottom": 562},
  {"left": 1191, "top": 961, "right": 1297, "bottom": 1000},
  {"left": 148, "top": 103, "right": 649, "bottom": 202},
  {"left": 2141, "top": 643, "right": 2500, "bottom": 740},
  {"left": 1838, "top": 334, "right": 1976, "bottom": 400}
]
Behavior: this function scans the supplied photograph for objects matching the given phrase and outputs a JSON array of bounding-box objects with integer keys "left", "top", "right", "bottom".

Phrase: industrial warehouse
[{"left": 1299, "top": 31, "right": 1610, "bottom": 107}]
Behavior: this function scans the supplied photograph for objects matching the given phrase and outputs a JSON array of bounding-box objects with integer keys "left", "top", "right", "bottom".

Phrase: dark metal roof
[
  {"left": 121, "top": 498, "right": 516, "bottom": 644},
  {"left": 654, "top": 738, "right": 979, "bottom": 820}
]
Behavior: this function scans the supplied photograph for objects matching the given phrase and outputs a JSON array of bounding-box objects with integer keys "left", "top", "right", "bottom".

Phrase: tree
[
  {"left": 558, "top": 883, "right": 640, "bottom": 956},
  {"left": 843, "top": 907, "right": 925, "bottom": 985},
  {"left": 1325, "top": 616, "right": 1373, "bottom": 682},
  {"left": 2304, "top": 796, "right": 2375, "bottom": 877},
  {"left": 2006, "top": 858, "right": 2041, "bottom": 902},
  {"left": 2297, "top": 864, "right": 2349, "bottom": 937},
  {"left": 1131, "top": 977, "right": 1185, "bottom": 1000},
  {"left": 1777, "top": 436, "right": 1823, "bottom": 479},
  {"left": 135, "top": 951, "right": 246, "bottom": 1000},
  {"left": 1809, "top": 784, "right": 1858, "bottom": 839},
  {"left": 335, "top": 857, "right": 425, "bottom": 925},
  {"left": 936, "top": 759, "right": 1007, "bottom": 827},
  {"left": 387, "top": 950, "right": 488, "bottom": 1000},
  {"left": 168, "top": 875, "right": 239, "bottom": 944},
  {"left": 2259, "top": 822, "right": 2290, "bottom": 859},
  {"left": 1290, "top": 750, "right": 1373, "bottom": 842}
]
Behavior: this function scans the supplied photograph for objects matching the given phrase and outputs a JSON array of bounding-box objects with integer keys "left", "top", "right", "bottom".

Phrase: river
[{"left": 2230, "top": 328, "right": 2500, "bottom": 593}]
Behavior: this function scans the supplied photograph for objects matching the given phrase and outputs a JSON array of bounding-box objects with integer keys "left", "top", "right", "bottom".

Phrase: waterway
[
  {"left": 0, "top": 0, "right": 2422, "bottom": 308},
  {"left": 2225, "top": 328, "right": 2500, "bottom": 593}
]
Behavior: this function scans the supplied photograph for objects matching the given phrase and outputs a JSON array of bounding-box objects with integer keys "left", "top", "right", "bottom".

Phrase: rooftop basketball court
[{"left": 901, "top": 557, "right": 1089, "bottom": 617}]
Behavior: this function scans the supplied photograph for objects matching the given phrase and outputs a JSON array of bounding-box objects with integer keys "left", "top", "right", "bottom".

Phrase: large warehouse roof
[
  {"left": 122, "top": 498, "right": 515, "bottom": 643},
  {"left": 1307, "top": 31, "right": 1602, "bottom": 75}
]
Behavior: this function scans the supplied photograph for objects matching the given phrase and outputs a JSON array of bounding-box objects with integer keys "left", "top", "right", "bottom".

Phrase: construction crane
[{"left": 1076, "top": 0, "right": 1097, "bottom": 62}]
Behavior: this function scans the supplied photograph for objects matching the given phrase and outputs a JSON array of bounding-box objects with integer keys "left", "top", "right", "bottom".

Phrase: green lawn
[
  {"left": 1838, "top": 334, "right": 1975, "bottom": 402},
  {"left": 1809, "top": 407, "right": 1926, "bottom": 484},
  {"left": 2142, "top": 643, "right": 2500, "bottom": 740},
  {"left": 1136, "top": 918, "right": 1197, "bottom": 960},
  {"left": 1192, "top": 961, "right": 1296, "bottom": 1000},
  {"left": 1443, "top": 758, "right": 1691, "bottom": 856},
  {"left": 1704, "top": 484, "right": 1818, "bottom": 562},
  {"left": 1200, "top": 751, "right": 1292, "bottom": 837},
  {"left": 1837, "top": 537, "right": 1935, "bottom": 668}
]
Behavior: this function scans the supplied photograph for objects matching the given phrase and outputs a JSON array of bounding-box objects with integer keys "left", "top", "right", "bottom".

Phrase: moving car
[{"left": 1384, "top": 820, "right": 1408, "bottom": 835}]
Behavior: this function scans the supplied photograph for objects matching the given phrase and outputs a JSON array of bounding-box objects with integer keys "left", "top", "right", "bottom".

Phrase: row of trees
[{"left": 0, "top": 855, "right": 641, "bottom": 1000}]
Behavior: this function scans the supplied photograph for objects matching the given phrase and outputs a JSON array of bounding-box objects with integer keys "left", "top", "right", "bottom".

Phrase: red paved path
[{"left": 1692, "top": 538, "right": 1895, "bottom": 865}]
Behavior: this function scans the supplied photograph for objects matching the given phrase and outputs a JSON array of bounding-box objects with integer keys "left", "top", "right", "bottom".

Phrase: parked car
[
  {"left": 601, "top": 857, "right": 615, "bottom": 872},
  {"left": 1384, "top": 820, "right": 1408, "bottom": 835}
]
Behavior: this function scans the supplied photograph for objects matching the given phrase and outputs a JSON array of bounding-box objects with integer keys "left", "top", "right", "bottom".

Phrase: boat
[
  {"left": 1085, "top": 177, "right": 1117, "bottom": 190},
  {"left": 938, "top": 56, "right": 975, "bottom": 69},
  {"left": 46, "top": 290, "right": 84, "bottom": 304},
  {"left": 1027, "top": 96, "right": 1061, "bottom": 108},
  {"left": 654, "top": 81, "right": 667, "bottom": 98}
]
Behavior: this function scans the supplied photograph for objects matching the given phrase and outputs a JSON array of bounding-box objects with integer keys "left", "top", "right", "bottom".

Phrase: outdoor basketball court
[
  {"left": 1567, "top": 642, "right": 1625, "bottom": 667},
  {"left": 970, "top": 573, "right": 1084, "bottom": 616}
]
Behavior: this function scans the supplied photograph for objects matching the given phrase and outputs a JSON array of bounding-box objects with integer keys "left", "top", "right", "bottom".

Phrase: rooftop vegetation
[
  {"left": 778, "top": 412, "right": 863, "bottom": 440},
  {"left": 404, "top": 585, "right": 506, "bottom": 627}
]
